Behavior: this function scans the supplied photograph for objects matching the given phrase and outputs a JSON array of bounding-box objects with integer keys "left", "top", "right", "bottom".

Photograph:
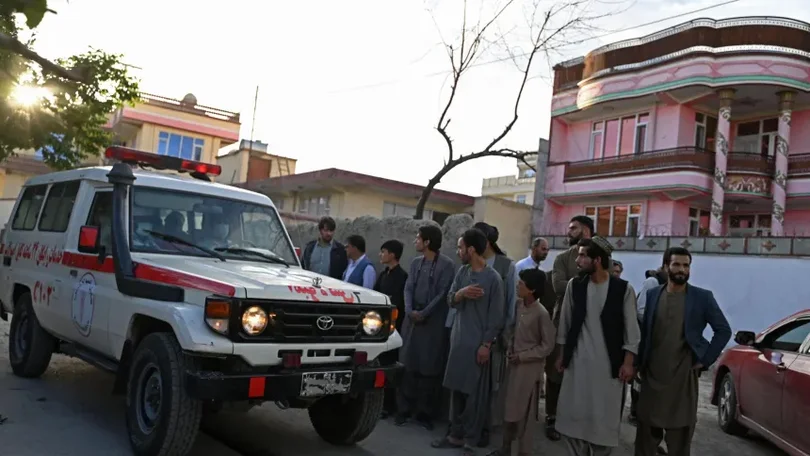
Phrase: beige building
[
  {"left": 106, "top": 92, "right": 241, "bottom": 164},
  {"left": 243, "top": 168, "right": 475, "bottom": 225},
  {"left": 216, "top": 140, "right": 297, "bottom": 185},
  {"left": 480, "top": 139, "right": 548, "bottom": 205}
]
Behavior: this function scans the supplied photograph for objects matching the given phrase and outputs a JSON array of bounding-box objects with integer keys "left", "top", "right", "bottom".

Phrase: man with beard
[
  {"left": 472, "top": 222, "right": 517, "bottom": 445},
  {"left": 432, "top": 228, "right": 505, "bottom": 456},
  {"left": 301, "top": 216, "right": 348, "bottom": 280},
  {"left": 554, "top": 236, "right": 639, "bottom": 456},
  {"left": 397, "top": 225, "right": 456, "bottom": 430},
  {"left": 634, "top": 247, "right": 731, "bottom": 456},
  {"left": 546, "top": 215, "right": 594, "bottom": 440},
  {"left": 516, "top": 237, "right": 550, "bottom": 272}
]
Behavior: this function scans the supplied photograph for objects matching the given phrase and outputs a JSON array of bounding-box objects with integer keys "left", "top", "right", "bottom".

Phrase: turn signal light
[
  {"left": 390, "top": 308, "right": 399, "bottom": 333},
  {"left": 205, "top": 299, "right": 231, "bottom": 335}
]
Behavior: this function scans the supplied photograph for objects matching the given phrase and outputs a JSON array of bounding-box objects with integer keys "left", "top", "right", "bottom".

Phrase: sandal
[{"left": 431, "top": 437, "right": 463, "bottom": 449}]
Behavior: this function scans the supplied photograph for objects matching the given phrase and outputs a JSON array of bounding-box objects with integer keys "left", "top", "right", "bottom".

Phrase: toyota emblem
[
  {"left": 312, "top": 277, "right": 323, "bottom": 288},
  {"left": 316, "top": 315, "right": 334, "bottom": 331}
]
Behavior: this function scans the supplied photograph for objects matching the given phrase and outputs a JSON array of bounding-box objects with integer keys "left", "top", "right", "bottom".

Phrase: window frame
[
  {"left": 590, "top": 111, "right": 650, "bottom": 158},
  {"left": 734, "top": 117, "right": 779, "bottom": 156},
  {"left": 83, "top": 189, "right": 114, "bottom": 253},
  {"left": 516, "top": 194, "right": 527, "bottom": 204},
  {"left": 584, "top": 203, "right": 642, "bottom": 236},
  {"left": 157, "top": 131, "right": 206, "bottom": 161},
  {"left": 37, "top": 180, "right": 81, "bottom": 233},
  {"left": 760, "top": 318, "right": 810, "bottom": 353},
  {"left": 11, "top": 184, "right": 49, "bottom": 231}
]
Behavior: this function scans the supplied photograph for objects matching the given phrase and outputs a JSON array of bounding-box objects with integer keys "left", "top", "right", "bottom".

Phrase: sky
[{"left": 23, "top": 0, "right": 810, "bottom": 196}]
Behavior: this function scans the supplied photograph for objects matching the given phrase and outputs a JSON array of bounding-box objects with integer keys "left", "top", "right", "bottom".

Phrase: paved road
[{"left": 0, "top": 317, "right": 784, "bottom": 455}]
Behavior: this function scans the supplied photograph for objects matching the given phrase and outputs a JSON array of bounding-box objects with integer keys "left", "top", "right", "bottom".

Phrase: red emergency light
[{"left": 105, "top": 146, "right": 222, "bottom": 177}]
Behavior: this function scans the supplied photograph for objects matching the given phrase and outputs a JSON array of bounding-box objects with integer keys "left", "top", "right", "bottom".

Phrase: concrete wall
[
  {"left": 286, "top": 214, "right": 476, "bottom": 272},
  {"left": 544, "top": 248, "right": 810, "bottom": 346},
  {"left": 271, "top": 190, "right": 470, "bottom": 221}
]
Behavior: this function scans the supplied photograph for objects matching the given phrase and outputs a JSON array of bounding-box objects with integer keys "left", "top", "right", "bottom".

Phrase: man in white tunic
[{"left": 554, "top": 236, "right": 640, "bottom": 455}]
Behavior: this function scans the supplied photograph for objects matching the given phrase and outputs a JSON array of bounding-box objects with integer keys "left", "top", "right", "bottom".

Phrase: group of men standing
[{"left": 300, "top": 214, "right": 733, "bottom": 456}]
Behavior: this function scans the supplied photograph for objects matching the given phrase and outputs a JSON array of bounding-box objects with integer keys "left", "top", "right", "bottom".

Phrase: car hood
[{"left": 134, "top": 254, "right": 389, "bottom": 305}]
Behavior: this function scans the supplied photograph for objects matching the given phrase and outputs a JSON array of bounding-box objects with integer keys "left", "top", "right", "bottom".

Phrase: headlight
[
  {"left": 362, "top": 311, "right": 383, "bottom": 336},
  {"left": 242, "top": 306, "right": 268, "bottom": 335}
]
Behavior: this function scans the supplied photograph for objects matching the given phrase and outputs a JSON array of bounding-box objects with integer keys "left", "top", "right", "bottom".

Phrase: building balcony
[
  {"left": 546, "top": 147, "right": 810, "bottom": 204},
  {"left": 561, "top": 148, "right": 810, "bottom": 182}
]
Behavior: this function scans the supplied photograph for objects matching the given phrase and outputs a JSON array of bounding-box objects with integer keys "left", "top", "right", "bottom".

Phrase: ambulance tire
[
  {"left": 309, "top": 389, "right": 384, "bottom": 445},
  {"left": 9, "top": 292, "right": 55, "bottom": 378},
  {"left": 125, "top": 332, "right": 202, "bottom": 456}
]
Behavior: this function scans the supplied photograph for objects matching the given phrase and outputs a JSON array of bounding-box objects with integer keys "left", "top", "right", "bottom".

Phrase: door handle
[{"left": 777, "top": 363, "right": 787, "bottom": 373}]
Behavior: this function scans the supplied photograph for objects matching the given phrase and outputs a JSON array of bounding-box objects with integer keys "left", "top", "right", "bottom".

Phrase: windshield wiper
[
  {"left": 143, "top": 230, "right": 227, "bottom": 262},
  {"left": 214, "top": 247, "right": 289, "bottom": 267}
]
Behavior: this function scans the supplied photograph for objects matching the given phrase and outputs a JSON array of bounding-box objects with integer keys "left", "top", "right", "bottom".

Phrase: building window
[
  {"left": 735, "top": 118, "right": 778, "bottom": 156},
  {"left": 589, "top": 121, "right": 604, "bottom": 159},
  {"left": 694, "top": 113, "right": 718, "bottom": 151},
  {"left": 157, "top": 132, "right": 205, "bottom": 161},
  {"left": 634, "top": 113, "right": 649, "bottom": 155},
  {"left": 383, "top": 202, "right": 433, "bottom": 220},
  {"left": 585, "top": 204, "right": 642, "bottom": 236},
  {"left": 516, "top": 194, "right": 527, "bottom": 204},
  {"left": 728, "top": 214, "right": 771, "bottom": 237},
  {"left": 298, "top": 196, "right": 330, "bottom": 216},
  {"left": 688, "top": 208, "right": 710, "bottom": 236}
]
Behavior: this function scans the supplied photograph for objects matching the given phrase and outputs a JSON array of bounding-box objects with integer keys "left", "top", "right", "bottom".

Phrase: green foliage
[{"left": 0, "top": 1, "right": 140, "bottom": 169}]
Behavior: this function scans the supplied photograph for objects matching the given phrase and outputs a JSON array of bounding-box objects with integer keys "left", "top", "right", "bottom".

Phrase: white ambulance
[{"left": 0, "top": 147, "right": 403, "bottom": 456}]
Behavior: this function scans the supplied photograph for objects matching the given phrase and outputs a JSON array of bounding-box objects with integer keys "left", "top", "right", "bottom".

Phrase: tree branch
[{"left": 0, "top": 30, "right": 89, "bottom": 83}]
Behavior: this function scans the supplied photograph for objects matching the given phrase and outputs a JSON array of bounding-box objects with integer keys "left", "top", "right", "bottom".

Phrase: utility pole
[
  {"left": 249, "top": 85, "right": 259, "bottom": 152},
  {"left": 531, "top": 137, "right": 549, "bottom": 236}
]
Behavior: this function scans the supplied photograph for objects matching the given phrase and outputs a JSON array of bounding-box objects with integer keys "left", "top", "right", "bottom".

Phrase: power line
[{"left": 326, "top": 0, "right": 740, "bottom": 95}]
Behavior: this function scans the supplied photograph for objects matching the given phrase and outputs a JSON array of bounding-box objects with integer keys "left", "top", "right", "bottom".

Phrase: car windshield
[{"left": 129, "top": 187, "right": 296, "bottom": 265}]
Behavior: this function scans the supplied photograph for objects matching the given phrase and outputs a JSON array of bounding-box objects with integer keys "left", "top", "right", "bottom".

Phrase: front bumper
[{"left": 185, "top": 361, "right": 405, "bottom": 401}]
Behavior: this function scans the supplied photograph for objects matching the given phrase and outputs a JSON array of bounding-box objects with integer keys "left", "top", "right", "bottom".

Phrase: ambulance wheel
[
  {"left": 9, "top": 292, "right": 55, "bottom": 378},
  {"left": 125, "top": 332, "right": 202, "bottom": 456},
  {"left": 309, "top": 389, "right": 384, "bottom": 445}
]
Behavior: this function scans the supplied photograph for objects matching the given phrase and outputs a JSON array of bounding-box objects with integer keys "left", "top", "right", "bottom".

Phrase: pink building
[{"left": 542, "top": 17, "right": 810, "bottom": 238}]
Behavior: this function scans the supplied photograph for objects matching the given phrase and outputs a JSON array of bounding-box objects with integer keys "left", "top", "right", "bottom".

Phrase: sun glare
[{"left": 11, "top": 85, "right": 50, "bottom": 107}]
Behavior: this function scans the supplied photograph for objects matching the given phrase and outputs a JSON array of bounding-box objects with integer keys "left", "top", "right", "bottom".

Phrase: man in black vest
[{"left": 554, "top": 236, "right": 641, "bottom": 456}]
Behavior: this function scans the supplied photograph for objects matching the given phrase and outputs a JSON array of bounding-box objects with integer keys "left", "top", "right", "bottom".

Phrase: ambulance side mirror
[{"left": 78, "top": 225, "right": 101, "bottom": 254}]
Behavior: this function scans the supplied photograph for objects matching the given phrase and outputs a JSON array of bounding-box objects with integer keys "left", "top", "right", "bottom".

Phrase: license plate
[{"left": 300, "top": 371, "right": 353, "bottom": 397}]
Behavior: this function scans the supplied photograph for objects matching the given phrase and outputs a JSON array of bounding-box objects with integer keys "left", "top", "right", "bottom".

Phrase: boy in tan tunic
[{"left": 488, "top": 268, "right": 556, "bottom": 456}]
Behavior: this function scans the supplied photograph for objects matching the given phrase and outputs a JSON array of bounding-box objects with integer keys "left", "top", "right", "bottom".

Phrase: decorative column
[
  {"left": 772, "top": 91, "right": 795, "bottom": 236},
  {"left": 709, "top": 89, "right": 735, "bottom": 236}
]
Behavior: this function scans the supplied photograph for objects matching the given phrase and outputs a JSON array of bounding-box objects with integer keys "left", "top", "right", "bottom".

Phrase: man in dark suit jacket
[
  {"left": 300, "top": 216, "right": 348, "bottom": 280},
  {"left": 635, "top": 247, "right": 731, "bottom": 455}
]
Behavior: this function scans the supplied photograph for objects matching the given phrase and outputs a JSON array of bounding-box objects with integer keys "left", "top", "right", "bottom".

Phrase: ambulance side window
[
  {"left": 39, "top": 181, "right": 81, "bottom": 232},
  {"left": 11, "top": 185, "right": 48, "bottom": 231},
  {"left": 85, "top": 192, "right": 113, "bottom": 253}
]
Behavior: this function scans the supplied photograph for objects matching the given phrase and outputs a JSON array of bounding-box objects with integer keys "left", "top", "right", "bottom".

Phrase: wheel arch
[
  {"left": 711, "top": 364, "right": 732, "bottom": 406},
  {"left": 113, "top": 314, "right": 175, "bottom": 395},
  {"left": 11, "top": 283, "right": 31, "bottom": 313}
]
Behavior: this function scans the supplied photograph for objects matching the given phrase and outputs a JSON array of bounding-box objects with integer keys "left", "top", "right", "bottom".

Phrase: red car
[{"left": 711, "top": 309, "right": 810, "bottom": 456}]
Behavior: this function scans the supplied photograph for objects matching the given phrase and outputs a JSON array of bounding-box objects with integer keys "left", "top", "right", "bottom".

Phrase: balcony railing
[
  {"left": 138, "top": 93, "right": 241, "bottom": 124},
  {"left": 560, "top": 148, "right": 810, "bottom": 182},
  {"left": 562, "top": 147, "right": 714, "bottom": 181}
]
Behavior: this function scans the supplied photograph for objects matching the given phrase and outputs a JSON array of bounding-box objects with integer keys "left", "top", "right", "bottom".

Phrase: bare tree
[{"left": 414, "top": 0, "right": 614, "bottom": 219}]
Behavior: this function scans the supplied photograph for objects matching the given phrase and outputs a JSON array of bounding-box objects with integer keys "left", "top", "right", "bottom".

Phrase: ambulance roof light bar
[{"left": 104, "top": 146, "right": 222, "bottom": 179}]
